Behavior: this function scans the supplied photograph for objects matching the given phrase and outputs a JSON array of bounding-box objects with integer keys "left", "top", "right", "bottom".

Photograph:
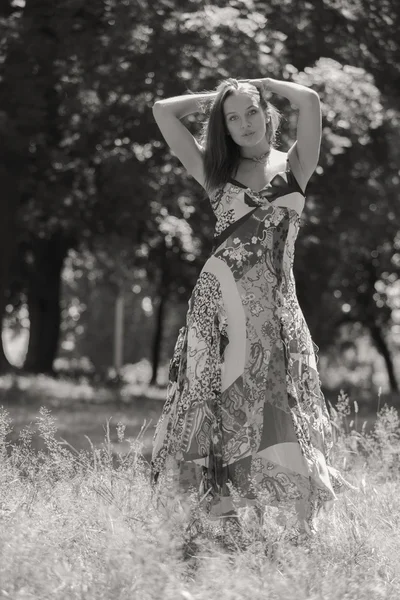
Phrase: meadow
[{"left": 1, "top": 375, "right": 400, "bottom": 600}]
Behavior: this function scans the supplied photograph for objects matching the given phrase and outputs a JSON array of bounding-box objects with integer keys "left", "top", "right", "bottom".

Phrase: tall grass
[{"left": 0, "top": 392, "right": 399, "bottom": 599}]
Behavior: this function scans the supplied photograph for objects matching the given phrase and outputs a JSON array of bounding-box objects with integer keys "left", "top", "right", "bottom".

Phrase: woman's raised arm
[
  {"left": 241, "top": 77, "right": 321, "bottom": 193},
  {"left": 152, "top": 92, "right": 216, "bottom": 187}
]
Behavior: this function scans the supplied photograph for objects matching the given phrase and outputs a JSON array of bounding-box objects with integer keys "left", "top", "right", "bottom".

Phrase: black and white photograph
[{"left": 0, "top": 0, "right": 399, "bottom": 598}]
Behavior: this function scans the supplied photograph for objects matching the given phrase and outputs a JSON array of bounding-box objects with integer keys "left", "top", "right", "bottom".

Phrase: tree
[
  {"left": 4, "top": 0, "right": 281, "bottom": 373},
  {"left": 2, "top": 0, "right": 400, "bottom": 388}
]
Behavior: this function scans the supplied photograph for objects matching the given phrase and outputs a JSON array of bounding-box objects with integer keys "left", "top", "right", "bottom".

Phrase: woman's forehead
[{"left": 223, "top": 90, "right": 260, "bottom": 114}]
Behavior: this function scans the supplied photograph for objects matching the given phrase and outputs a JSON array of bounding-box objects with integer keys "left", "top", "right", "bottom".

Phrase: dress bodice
[
  {"left": 209, "top": 161, "right": 306, "bottom": 244},
  {"left": 208, "top": 161, "right": 306, "bottom": 263}
]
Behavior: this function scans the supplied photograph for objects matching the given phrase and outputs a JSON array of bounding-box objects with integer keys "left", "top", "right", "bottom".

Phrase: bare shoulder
[
  {"left": 269, "top": 148, "right": 288, "bottom": 171},
  {"left": 274, "top": 149, "right": 287, "bottom": 159}
]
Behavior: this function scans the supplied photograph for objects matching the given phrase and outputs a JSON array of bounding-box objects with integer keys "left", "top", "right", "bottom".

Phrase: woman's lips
[{"left": 243, "top": 131, "right": 255, "bottom": 137}]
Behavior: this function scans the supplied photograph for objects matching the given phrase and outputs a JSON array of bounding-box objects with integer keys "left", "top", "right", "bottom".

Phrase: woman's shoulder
[
  {"left": 273, "top": 148, "right": 288, "bottom": 160},
  {"left": 270, "top": 148, "right": 289, "bottom": 170}
]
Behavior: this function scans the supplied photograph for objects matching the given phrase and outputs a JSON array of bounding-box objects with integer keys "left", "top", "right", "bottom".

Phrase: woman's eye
[{"left": 228, "top": 110, "right": 256, "bottom": 122}]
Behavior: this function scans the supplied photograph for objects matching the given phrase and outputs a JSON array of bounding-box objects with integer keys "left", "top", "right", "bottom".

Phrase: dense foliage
[{"left": 0, "top": 0, "right": 399, "bottom": 390}]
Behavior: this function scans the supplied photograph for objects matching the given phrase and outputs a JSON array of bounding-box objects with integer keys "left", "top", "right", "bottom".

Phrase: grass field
[
  {"left": 0, "top": 373, "right": 165, "bottom": 463},
  {"left": 1, "top": 374, "right": 400, "bottom": 599}
]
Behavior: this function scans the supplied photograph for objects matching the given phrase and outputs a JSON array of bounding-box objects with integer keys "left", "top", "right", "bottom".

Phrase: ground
[{"left": 0, "top": 373, "right": 400, "bottom": 599}]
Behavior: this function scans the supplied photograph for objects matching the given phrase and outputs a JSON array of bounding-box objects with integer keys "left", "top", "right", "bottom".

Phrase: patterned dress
[{"left": 151, "top": 158, "right": 348, "bottom": 533}]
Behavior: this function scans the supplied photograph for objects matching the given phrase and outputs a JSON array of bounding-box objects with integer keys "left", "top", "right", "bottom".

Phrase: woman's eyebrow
[{"left": 225, "top": 104, "right": 255, "bottom": 116}]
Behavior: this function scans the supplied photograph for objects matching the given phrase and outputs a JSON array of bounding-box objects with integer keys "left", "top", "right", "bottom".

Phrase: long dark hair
[{"left": 197, "top": 78, "right": 282, "bottom": 196}]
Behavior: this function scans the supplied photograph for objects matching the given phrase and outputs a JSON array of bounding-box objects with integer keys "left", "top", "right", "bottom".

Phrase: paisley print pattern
[
  {"left": 215, "top": 208, "right": 236, "bottom": 237},
  {"left": 151, "top": 158, "right": 351, "bottom": 534}
]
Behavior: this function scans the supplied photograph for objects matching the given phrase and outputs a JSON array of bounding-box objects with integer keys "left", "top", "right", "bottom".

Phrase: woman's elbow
[
  {"left": 308, "top": 89, "right": 320, "bottom": 103},
  {"left": 152, "top": 100, "right": 164, "bottom": 114}
]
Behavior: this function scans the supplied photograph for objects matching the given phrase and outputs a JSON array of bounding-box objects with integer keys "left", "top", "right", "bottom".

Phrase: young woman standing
[{"left": 150, "top": 77, "right": 350, "bottom": 540}]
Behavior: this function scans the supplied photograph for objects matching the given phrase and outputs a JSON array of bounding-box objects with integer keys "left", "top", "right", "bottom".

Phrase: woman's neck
[{"left": 240, "top": 140, "right": 271, "bottom": 161}]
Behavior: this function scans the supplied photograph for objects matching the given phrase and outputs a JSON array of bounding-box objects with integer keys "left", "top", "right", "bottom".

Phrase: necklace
[{"left": 241, "top": 148, "right": 271, "bottom": 164}]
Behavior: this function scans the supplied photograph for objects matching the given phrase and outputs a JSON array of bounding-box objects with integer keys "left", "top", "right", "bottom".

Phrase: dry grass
[{"left": 0, "top": 383, "right": 400, "bottom": 599}]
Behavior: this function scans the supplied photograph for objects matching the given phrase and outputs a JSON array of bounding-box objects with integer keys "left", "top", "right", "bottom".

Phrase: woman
[{"left": 150, "top": 76, "right": 350, "bottom": 539}]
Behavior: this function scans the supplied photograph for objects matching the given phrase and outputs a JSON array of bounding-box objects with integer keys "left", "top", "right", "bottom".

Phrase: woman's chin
[
  {"left": 237, "top": 133, "right": 266, "bottom": 148},
  {"left": 237, "top": 136, "right": 257, "bottom": 147}
]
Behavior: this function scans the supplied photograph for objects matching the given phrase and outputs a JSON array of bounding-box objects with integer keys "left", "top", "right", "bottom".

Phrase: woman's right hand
[{"left": 237, "top": 78, "right": 272, "bottom": 96}]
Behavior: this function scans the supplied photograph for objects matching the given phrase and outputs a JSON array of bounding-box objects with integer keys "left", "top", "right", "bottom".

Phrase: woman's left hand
[{"left": 238, "top": 77, "right": 270, "bottom": 89}]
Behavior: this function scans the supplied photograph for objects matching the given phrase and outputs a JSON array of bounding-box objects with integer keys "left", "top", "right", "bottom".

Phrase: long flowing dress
[{"left": 151, "top": 158, "right": 348, "bottom": 534}]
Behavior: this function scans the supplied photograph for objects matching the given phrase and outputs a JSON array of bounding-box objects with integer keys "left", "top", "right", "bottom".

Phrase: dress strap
[{"left": 211, "top": 207, "right": 258, "bottom": 253}]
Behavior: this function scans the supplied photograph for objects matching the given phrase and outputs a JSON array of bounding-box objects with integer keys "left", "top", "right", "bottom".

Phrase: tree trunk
[
  {"left": 0, "top": 0, "right": 63, "bottom": 372},
  {"left": 0, "top": 168, "right": 19, "bottom": 372},
  {"left": 23, "top": 234, "right": 69, "bottom": 374},
  {"left": 0, "top": 45, "right": 27, "bottom": 374},
  {"left": 0, "top": 118, "right": 26, "bottom": 373},
  {"left": 368, "top": 322, "right": 398, "bottom": 393}
]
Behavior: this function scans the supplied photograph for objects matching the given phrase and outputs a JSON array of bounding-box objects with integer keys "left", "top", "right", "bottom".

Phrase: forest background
[{"left": 1, "top": 0, "right": 400, "bottom": 452}]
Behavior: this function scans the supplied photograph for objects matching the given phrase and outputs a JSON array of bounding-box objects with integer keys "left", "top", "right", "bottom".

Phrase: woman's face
[{"left": 222, "top": 87, "right": 267, "bottom": 147}]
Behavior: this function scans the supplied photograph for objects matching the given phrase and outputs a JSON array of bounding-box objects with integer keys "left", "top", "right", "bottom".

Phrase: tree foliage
[{"left": 0, "top": 0, "right": 399, "bottom": 389}]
